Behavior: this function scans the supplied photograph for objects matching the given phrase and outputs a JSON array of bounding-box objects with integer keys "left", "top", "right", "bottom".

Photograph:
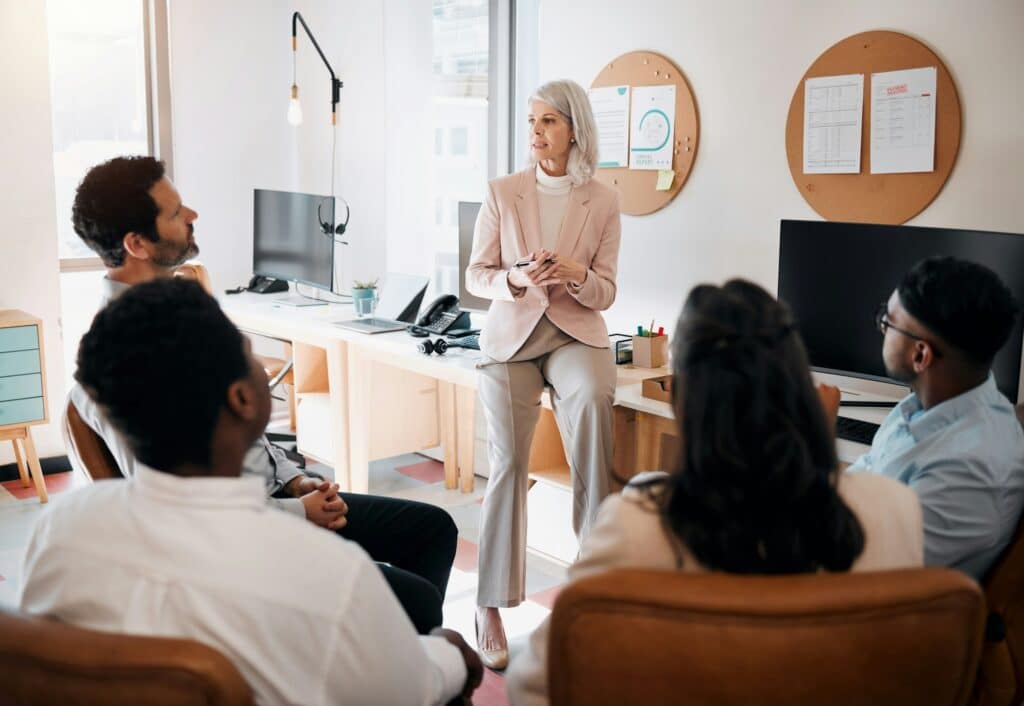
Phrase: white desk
[
  {"left": 222, "top": 292, "right": 484, "bottom": 494},
  {"left": 222, "top": 292, "right": 668, "bottom": 494}
]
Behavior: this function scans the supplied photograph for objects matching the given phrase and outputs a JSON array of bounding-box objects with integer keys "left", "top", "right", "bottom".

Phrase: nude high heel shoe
[{"left": 475, "top": 612, "right": 509, "bottom": 671}]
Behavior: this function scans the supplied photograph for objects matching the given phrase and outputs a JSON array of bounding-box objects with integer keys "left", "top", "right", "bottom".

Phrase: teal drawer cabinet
[
  {"left": 0, "top": 310, "right": 49, "bottom": 503},
  {"left": 0, "top": 325, "right": 39, "bottom": 353},
  {"left": 0, "top": 373, "right": 43, "bottom": 402}
]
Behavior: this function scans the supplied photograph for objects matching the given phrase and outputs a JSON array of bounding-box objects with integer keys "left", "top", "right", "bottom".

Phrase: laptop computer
[{"left": 334, "top": 273, "right": 429, "bottom": 334}]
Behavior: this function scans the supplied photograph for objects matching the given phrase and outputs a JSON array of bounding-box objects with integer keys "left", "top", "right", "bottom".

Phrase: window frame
[{"left": 55, "top": 0, "right": 174, "bottom": 274}]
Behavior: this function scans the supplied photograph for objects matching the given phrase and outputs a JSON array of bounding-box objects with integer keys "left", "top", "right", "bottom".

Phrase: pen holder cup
[{"left": 632, "top": 334, "right": 667, "bottom": 368}]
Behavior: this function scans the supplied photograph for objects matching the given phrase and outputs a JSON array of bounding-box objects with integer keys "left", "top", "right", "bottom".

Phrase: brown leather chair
[
  {"left": 0, "top": 606, "right": 253, "bottom": 705},
  {"left": 972, "top": 404, "right": 1024, "bottom": 706},
  {"left": 63, "top": 400, "right": 122, "bottom": 481},
  {"left": 976, "top": 517, "right": 1024, "bottom": 706},
  {"left": 548, "top": 568, "right": 984, "bottom": 706}
]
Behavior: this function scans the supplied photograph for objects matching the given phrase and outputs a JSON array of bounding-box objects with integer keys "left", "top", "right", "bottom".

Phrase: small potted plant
[{"left": 351, "top": 278, "right": 379, "bottom": 317}]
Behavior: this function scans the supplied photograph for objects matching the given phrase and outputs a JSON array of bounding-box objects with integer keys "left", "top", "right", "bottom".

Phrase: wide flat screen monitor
[
  {"left": 778, "top": 219, "right": 1024, "bottom": 402},
  {"left": 253, "top": 189, "right": 335, "bottom": 291},
  {"left": 458, "top": 201, "right": 490, "bottom": 312}
]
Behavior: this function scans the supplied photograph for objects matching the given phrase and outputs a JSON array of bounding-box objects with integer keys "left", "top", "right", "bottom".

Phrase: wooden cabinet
[{"left": 0, "top": 310, "right": 49, "bottom": 502}]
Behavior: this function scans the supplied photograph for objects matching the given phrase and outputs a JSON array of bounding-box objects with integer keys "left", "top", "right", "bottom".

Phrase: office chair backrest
[
  {"left": 0, "top": 606, "right": 254, "bottom": 706},
  {"left": 63, "top": 400, "right": 122, "bottom": 481},
  {"left": 972, "top": 404, "right": 1024, "bottom": 706},
  {"left": 548, "top": 568, "right": 983, "bottom": 706}
]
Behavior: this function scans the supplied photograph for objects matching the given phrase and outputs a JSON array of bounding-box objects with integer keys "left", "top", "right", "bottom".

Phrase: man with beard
[
  {"left": 66, "top": 156, "right": 457, "bottom": 635},
  {"left": 846, "top": 256, "right": 1024, "bottom": 579}
]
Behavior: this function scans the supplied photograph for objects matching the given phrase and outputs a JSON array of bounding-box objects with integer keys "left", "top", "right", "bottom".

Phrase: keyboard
[
  {"left": 452, "top": 334, "right": 480, "bottom": 351},
  {"left": 835, "top": 416, "right": 880, "bottom": 445}
]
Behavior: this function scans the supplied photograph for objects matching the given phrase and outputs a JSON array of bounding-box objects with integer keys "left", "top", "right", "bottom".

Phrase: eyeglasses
[{"left": 875, "top": 302, "right": 942, "bottom": 357}]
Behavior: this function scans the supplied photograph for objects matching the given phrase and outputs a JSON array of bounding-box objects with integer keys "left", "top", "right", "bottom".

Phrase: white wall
[
  {"left": 0, "top": 2, "right": 67, "bottom": 462},
  {"left": 536, "top": 0, "right": 1024, "bottom": 337},
  {"left": 168, "top": 0, "right": 387, "bottom": 295}
]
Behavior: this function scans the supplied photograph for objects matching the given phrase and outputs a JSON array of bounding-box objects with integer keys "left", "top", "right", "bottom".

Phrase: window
[
  {"left": 450, "top": 126, "right": 469, "bottom": 156},
  {"left": 46, "top": 0, "right": 150, "bottom": 261},
  {"left": 384, "top": 0, "right": 517, "bottom": 299},
  {"left": 46, "top": 0, "right": 171, "bottom": 390},
  {"left": 427, "top": 0, "right": 489, "bottom": 289}
]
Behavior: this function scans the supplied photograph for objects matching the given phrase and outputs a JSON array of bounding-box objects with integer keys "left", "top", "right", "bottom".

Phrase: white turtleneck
[{"left": 535, "top": 163, "right": 572, "bottom": 252}]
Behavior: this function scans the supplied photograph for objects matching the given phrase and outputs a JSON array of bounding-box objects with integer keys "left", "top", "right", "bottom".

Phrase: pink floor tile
[
  {"left": 394, "top": 459, "right": 446, "bottom": 485},
  {"left": 527, "top": 584, "right": 564, "bottom": 611},
  {"left": 1, "top": 470, "right": 82, "bottom": 500},
  {"left": 475, "top": 668, "right": 509, "bottom": 706},
  {"left": 453, "top": 537, "right": 479, "bottom": 572}
]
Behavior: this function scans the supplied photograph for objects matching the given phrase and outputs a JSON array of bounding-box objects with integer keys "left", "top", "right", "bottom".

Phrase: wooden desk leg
[
  {"left": 438, "top": 382, "right": 458, "bottom": 490},
  {"left": 345, "top": 344, "right": 371, "bottom": 495},
  {"left": 12, "top": 436, "right": 30, "bottom": 488},
  {"left": 635, "top": 412, "right": 658, "bottom": 475},
  {"left": 22, "top": 428, "right": 48, "bottom": 504},
  {"left": 455, "top": 385, "right": 476, "bottom": 493},
  {"left": 325, "top": 340, "right": 353, "bottom": 492}
]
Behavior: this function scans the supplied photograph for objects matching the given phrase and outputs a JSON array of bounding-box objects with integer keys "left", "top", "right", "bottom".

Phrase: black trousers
[{"left": 336, "top": 493, "right": 458, "bottom": 634}]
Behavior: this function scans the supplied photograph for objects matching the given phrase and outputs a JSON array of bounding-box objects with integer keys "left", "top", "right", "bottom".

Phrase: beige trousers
[{"left": 476, "top": 317, "right": 616, "bottom": 607}]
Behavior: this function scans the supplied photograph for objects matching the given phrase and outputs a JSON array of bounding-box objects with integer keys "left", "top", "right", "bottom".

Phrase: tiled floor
[{"left": 0, "top": 452, "right": 570, "bottom": 706}]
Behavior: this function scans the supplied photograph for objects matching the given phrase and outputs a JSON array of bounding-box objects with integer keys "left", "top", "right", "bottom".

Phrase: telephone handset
[{"left": 415, "top": 294, "right": 471, "bottom": 335}]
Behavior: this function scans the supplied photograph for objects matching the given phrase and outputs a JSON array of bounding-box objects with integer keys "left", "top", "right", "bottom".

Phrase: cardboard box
[
  {"left": 632, "top": 334, "right": 668, "bottom": 368},
  {"left": 642, "top": 375, "right": 673, "bottom": 403}
]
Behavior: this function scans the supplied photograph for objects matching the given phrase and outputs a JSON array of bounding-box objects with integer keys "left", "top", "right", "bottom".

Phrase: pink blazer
[{"left": 466, "top": 167, "right": 621, "bottom": 362}]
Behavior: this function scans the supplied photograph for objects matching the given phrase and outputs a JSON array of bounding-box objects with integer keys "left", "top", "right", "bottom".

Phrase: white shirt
[
  {"left": 19, "top": 465, "right": 466, "bottom": 706},
  {"left": 535, "top": 163, "right": 572, "bottom": 252}
]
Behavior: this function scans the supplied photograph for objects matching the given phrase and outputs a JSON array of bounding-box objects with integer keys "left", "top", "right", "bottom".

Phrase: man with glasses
[{"left": 846, "top": 256, "right": 1024, "bottom": 579}]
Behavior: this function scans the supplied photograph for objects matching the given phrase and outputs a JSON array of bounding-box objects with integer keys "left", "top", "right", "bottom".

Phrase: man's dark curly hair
[
  {"left": 898, "top": 257, "right": 1019, "bottom": 365},
  {"left": 72, "top": 156, "right": 165, "bottom": 267},
  {"left": 635, "top": 280, "right": 865, "bottom": 574},
  {"left": 75, "top": 278, "right": 250, "bottom": 472}
]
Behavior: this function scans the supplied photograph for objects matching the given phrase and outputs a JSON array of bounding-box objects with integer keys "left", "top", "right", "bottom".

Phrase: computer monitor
[
  {"left": 458, "top": 201, "right": 490, "bottom": 312},
  {"left": 778, "top": 219, "right": 1024, "bottom": 402},
  {"left": 253, "top": 189, "right": 335, "bottom": 291}
]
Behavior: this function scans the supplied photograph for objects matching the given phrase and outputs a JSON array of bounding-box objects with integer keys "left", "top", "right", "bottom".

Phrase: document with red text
[{"left": 870, "top": 67, "right": 937, "bottom": 174}]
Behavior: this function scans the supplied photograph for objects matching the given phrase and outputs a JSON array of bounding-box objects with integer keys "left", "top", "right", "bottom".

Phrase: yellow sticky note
[{"left": 656, "top": 169, "right": 674, "bottom": 191}]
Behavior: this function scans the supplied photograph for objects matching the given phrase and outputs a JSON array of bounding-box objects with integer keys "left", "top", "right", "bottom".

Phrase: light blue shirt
[{"left": 848, "top": 374, "right": 1024, "bottom": 579}]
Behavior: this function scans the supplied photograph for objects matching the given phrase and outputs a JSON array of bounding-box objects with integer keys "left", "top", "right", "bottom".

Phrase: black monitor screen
[
  {"left": 778, "top": 220, "right": 1024, "bottom": 402},
  {"left": 253, "top": 189, "right": 334, "bottom": 291}
]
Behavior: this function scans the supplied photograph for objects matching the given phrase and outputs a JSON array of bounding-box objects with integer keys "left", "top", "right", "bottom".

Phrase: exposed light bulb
[{"left": 287, "top": 84, "right": 303, "bottom": 126}]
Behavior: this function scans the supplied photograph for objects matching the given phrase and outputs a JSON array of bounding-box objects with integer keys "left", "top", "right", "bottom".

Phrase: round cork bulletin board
[
  {"left": 591, "top": 51, "right": 699, "bottom": 216},
  {"left": 785, "top": 31, "right": 961, "bottom": 224}
]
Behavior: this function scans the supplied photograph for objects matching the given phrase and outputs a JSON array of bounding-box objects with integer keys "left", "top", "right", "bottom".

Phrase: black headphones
[
  {"left": 418, "top": 338, "right": 449, "bottom": 356},
  {"left": 318, "top": 198, "right": 351, "bottom": 237}
]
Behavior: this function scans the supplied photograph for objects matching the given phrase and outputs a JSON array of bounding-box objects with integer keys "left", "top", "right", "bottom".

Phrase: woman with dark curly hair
[{"left": 507, "top": 279, "right": 924, "bottom": 705}]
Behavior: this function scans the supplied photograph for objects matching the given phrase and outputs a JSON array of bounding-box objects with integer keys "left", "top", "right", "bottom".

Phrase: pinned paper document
[
  {"left": 656, "top": 169, "right": 674, "bottom": 191},
  {"left": 629, "top": 85, "right": 676, "bottom": 170},
  {"left": 870, "top": 67, "right": 937, "bottom": 174},
  {"left": 589, "top": 85, "right": 631, "bottom": 168},
  {"left": 803, "top": 73, "right": 864, "bottom": 174}
]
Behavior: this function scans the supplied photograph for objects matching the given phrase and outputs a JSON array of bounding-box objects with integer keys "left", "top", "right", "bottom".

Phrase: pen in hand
[{"left": 514, "top": 257, "right": 555, "bottom": 268}]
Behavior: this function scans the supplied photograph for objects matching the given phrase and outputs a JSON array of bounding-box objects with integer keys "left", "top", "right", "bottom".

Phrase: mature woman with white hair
[{"left": 465, "top": 78, "right": 622, "bottom": 669}]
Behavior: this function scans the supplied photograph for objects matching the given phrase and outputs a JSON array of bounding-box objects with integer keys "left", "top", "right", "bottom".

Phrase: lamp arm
[
  {"left": 292, "top": 11, "right": 337, "bottom": 83},
  {"left": 292, "top": 11, "right": 343, "bottom": 117}
]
